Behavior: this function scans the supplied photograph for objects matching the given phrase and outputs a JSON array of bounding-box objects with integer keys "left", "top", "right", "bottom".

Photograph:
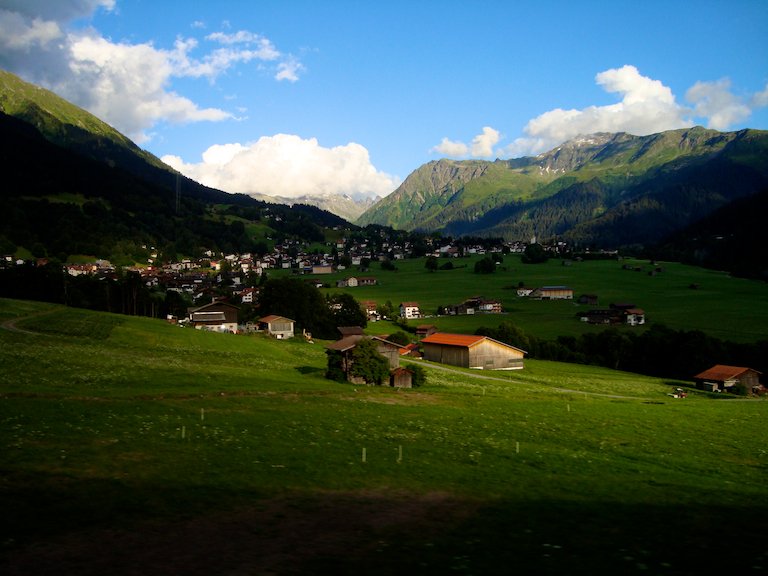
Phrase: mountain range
[
  {"left": 357, "top": 129, "right": 768, "bottom": 249},
  {"left": 2, "top": 67, "right": 768, "bottom": 279}
]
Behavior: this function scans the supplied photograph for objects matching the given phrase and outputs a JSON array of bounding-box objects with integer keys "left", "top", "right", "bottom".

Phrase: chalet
[
  {"left": 312, "top": 264, "right": 334, "bottom": 274},
  {"left": 399, "top": 302, "right": 421, "bottom": 319},
  {"left": 360, "top": 300, "right": 380, "bottom": 321},
  {"left": 447, "top": 296, "right": 501, "bottom": 315},
  {"left": 357, "top": 276, "right": 378, "bottom": 286},
  {"left": 693, "top": 365, "right": 763, "bottom": 394},
  {"left": 516, "top": 286, "right": 535, "bottom": 297},
  {"left": 420, "top": 332, "right": 526, "bottom": 370},
  {"left": 240, "top": 287, "right": 257, "bottom": 304},
  {"left": 337, "top": 277, "right": 359, "bottom": 288},
  {"left": 258, "top": 315, "right": 295, "bottom": 339},
  {"left": 188, "top": 301, "right": 239, "bottom": 333},
  {"left": 624, "top": 307, "right": 645, "bottom": 326},
  {"left": 529, "top": 286, "right": 573, "bottom": 300}
]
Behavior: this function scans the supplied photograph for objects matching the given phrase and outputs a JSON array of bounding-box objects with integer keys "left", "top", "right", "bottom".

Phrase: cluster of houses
[{"left": 576, "top": 302, "right": 646, "bottom": 326}]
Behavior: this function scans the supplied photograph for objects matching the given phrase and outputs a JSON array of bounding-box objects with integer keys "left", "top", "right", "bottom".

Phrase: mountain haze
[{"left": 358, "top": 128, "right": 768, "bottom": 248}]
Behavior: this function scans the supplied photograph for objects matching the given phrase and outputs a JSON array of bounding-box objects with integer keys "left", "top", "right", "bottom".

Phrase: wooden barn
[
  {"left": 420, "top": 333, "right": 526, "bottom": 370},
  {"left": 325, "top": 330, "right": 412, "bottom": 387},
  {"left": 529, "top": 286, "right": 573, "bottom": 300},
  {"left": 693, "top": 365, "right": 763, "bottom": 394}
]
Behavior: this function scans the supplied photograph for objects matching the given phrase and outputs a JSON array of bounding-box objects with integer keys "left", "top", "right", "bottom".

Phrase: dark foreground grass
[{"left": 1, "top": 299, "right": 766, "bottom": 575}]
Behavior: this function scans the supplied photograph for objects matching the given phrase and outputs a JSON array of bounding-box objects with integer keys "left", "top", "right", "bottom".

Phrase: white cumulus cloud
[
  {"left": 470, "top": 126, "right": 501, "bottom": 157},
  {"left": 0, "top": 0, "right": 302, "bottom": 143},
  {"left": 162, "top": 134, "right": 400, "bottom": 200},
  {"left": 431, "top": 127, "right": 501, "bottom": 159},
  {"left": 431, "top": 137, "right": 469, "bottom": 156},
  {"left": 686, "top": 78, "right": 752, "bottom": 130},
  {"left": 502, "top": 65, "right": 768, "bottom": 158}
]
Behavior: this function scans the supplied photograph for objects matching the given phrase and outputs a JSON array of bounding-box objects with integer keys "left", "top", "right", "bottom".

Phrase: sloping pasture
[{"left": 0, "top": 299, "right": 766, "bottom": 575}]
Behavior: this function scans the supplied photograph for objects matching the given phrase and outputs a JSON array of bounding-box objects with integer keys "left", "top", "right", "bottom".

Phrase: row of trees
[{"left": 476, "top": 321, "right": 768, "bottom": 384}]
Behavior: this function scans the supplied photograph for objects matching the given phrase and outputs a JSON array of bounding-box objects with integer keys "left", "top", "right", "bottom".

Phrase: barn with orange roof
[{"left": 420, "top": 332, "right": 526, "bottom": 370}]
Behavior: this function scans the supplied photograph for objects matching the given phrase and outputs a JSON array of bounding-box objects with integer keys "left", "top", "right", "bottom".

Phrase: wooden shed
[
  {"left": 325, "top": 333, "right": 411, "bottom": 387},
  {"left": 693, "top": 365, "right": 762, "bottom": 393},
  {"left": 420, "top": 333, "right": 526, "bottom": 370}
]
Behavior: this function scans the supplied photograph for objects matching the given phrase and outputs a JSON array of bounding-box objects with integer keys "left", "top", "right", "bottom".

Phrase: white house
[{"left": 399, "top": 302, "right": 421, "bottom": 319}]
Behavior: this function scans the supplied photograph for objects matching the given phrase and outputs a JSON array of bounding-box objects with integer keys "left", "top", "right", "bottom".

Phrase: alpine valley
[{"left": 2, "top": 66, "right": 768, "bottom": 279}]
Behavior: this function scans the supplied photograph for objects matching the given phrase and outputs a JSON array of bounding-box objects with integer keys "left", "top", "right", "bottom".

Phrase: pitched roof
[
  {"left": 421, "top": 332, "right": 527, "bottom": 353},
  {"left": 325, "top": 335, "right": 364, "bottom": 351},
  {"left": 338, "top": 326, "right": 365, "bottom": 336},
  {"left": 420, "top": 333, "right": 487, "bottom": 347},
  {"left": 694, "top": 365, "right": 760, "bottom": 381},
  {"left": 259, "top": 315, "right": 294, "bottom": 323}
]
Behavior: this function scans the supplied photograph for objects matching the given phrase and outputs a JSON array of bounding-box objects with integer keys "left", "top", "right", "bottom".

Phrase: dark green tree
[
  {"left": 349, "top": 338, "right": 390, "bottom": 385},
  {"left": 425, "top": 256, "right": 438, "bottom": 272},
  {"left": 386, "top": 331, "right": 411, "bottom": 346},
  {"left": 328, "top": 293, "right": 368, "bottom": 328},
  {"left": 409, "top": 363, "right": 427, "bottom": 387},
  {"left": 259, "top": 277, "right": 335, "bottom": 338},
  {"left": 522, "top": 243, "right": 549, "bottom": 264},
  {"left": 474, "top": 257, "right": 496, "bottom": 274}
]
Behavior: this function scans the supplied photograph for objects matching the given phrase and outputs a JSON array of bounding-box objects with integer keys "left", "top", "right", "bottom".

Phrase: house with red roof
[
  {"left": 420, "top": 332, "right": 526, "bottom": 370},
  {"left": 693, "top": 365, "right": 763, "bottom": 394}
]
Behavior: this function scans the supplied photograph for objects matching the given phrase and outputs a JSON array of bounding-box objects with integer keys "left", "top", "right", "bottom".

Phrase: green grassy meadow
[
  {"left": 314, "top": 254, "right": 768, "bottom": 342},
  {"left": 1, "top": 298, "right": 766, "bottom": 575}
]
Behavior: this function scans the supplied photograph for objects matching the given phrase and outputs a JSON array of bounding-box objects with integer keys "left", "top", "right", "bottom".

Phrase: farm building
[
  {"left": 188, "top": 301, "right": 239, "bottom": 333},
  {"left": 577, "top": 306, "right": 645, "bottom": 326},
  {"left": 693, "top": 365, "right": 763, "bottom": 394},
  {"left": 447, "top": 296, "right": 503, "bottom": 315},
  {"left": 325, "top": 329, "right": 412, "bottom": 387},
  {"left": 529, "top": 286, "right": 573, "bottom": 300},
  {"left": 258, "top": 315, "right": 295, "bottom": 339},
  {"left": 420, "top": 332, "right": 526, "bottom": 370},
  {"left": 415, "top": 324, "right": 437, "bottom": 339}
]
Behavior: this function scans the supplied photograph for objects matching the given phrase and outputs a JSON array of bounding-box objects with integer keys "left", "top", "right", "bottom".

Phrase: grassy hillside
[
  {"left": 314, "top": 254, "right": 768, "bottom": 344},
  {"left": 1, "top": 298, "right": 766, "bottom": 575}
]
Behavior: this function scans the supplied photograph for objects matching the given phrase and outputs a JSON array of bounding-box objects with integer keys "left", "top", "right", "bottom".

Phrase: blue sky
[{"left": 1, "top": 0, "right": 767, "bottom": 200}]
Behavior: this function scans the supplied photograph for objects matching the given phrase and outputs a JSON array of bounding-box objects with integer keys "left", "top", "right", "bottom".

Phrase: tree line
[{"left": 476, "top": 320, "right": 767, "bottom": 386}]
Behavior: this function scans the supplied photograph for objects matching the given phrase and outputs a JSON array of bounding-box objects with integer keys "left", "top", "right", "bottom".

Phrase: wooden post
[
  {"left": 182, "top": 425, "right": 186, "bottom": 440},
  {"left": 201, "top": 408, "right": 205, "bottom": 421},
  {"left": 515, "top": 441, "right": 520, "bottom": 454},
  {"left": 397, "top": 445, "right": 403, "bottom": 464},
  {"left": 362, "top": 447, "right": 367, "bottom": 463}
]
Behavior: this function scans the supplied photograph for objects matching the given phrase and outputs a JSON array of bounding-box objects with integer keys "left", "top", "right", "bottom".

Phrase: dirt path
[
  {"left": 0, "top": 309, "right": 56, "bottom": 335},
  {"left": 401, "top": 357, "right": 648, "bottom": 400}
]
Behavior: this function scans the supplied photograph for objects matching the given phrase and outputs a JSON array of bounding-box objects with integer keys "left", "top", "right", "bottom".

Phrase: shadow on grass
[
  {"left": 2, "top": 473, "right": 766, "bottom": 576},
  {"left": 295, "top": 365, "right": 325, "bottom": 377}
]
